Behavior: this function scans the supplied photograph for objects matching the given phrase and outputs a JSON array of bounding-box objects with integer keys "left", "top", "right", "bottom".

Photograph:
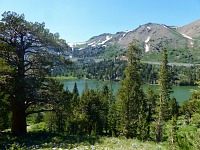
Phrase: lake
[{"left": 60, "top": 79, "right": 199, "bottom": 105}]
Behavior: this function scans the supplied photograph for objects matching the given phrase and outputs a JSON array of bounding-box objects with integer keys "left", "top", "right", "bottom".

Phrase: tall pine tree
[
  {"left": 155, "top": 48, "right": 172, "bottom": 142},
  {"left": 116, "top": 41, "right": 147, "bottom": 139}
]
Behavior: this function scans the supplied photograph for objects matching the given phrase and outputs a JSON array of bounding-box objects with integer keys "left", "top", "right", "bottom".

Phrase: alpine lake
[{"left": 60, "top": 79, "right": 199, "bottom": 105}]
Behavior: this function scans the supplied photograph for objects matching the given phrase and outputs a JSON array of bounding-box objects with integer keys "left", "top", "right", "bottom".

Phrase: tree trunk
[
  {"left": 11, "top": 100, "right": 27, "bottom": 136},
  {"left": 11, "top": 44, "right": 27, "bottom": 136}
]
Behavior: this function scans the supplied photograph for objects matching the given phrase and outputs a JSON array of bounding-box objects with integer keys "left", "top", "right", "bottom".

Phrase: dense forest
[
  {"left": 52, "top": 58, "right": 199, "bottom": 86},
  {"left": 1, "top": 11, "right": 200, "bottom": 150}
]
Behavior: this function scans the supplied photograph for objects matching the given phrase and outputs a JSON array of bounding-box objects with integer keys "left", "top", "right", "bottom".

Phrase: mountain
[
  {"left": 177, "top": 19, "right": 200, "bottom": 38},
  {"left": 69, "top": 20, "right": 200, "bottom": 63}
]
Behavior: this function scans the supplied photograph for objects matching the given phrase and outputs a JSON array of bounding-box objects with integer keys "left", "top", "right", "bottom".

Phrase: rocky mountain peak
[{"left": 70, "top": 20, "right": 200, "bottom": 63}]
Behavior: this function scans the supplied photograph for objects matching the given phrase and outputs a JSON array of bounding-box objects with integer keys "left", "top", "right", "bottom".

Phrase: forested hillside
[{"left": 52, "top": 58, "right": 199, "bottom": 86}]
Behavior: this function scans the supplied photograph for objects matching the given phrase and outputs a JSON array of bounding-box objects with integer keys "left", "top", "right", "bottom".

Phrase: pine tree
[
  {"left": 78, "top": 87, "right": 107, "bottom": 135},
  {"left": 73, "top": 82, "right": 79, "bottom": 96},
  {"left": 116, "top": 41, "right": 147, "bottom": 139},
  {"left": 107, "top": 87, "right": 117, "bottom": 136},
  {"left": 67, "top": 82, "right": 81, "bottom": 135},
  {"left": 99, "top": 84, "right": 109, "bottom": 134},
  {"left": 155, "top": 48, "right": 172, "bottom": 142},
  {"left": 0, "top": 57, "right": 13, "bottom": 130},
  {"left": 169, "top": 97, "right": 179, "bottom": 149},
  {"left": 0, "top": 11, "right": 69, "bottom": 136},
  {"left": 159, "top": 48, "right": 172, "bottom": 104},
  {"left": 71, "top": 82, "right": 79, "bottom": 107},
  {"left": 146, "top": 86, "right": 158, "bottom": 138}
]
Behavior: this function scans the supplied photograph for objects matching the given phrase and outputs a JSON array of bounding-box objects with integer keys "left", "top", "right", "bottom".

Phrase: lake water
[{"left": 60, "top": 79, "right": 199, "bottom": 105}]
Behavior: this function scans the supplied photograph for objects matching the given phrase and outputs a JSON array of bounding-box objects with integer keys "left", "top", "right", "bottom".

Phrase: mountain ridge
[{"left": 69, "top": 19, "right": 200, "bottom": 63}]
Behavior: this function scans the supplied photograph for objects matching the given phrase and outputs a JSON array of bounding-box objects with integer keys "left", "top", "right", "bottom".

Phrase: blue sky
[{"left": 0, "top": 0, "right": 200, "bottom": 43}]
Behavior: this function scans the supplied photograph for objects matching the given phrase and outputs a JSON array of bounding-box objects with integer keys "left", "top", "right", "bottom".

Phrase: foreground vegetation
[
  {"left": 1, "top": 118, "right": 200, "bottom": 149},
  {"left": 0, "top": 130, "right": 167, "bottom": 150}
]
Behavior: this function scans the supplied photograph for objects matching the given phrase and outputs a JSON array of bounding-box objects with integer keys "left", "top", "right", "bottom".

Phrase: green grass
[
  {"left": 6, "top": 115, "right": 200, "bottom": 150},
  {"left": 1, "top": 123, "right": 167, "bottom": 150},
  {"left": 3, "top": 119, "right": 200, "bottom": 150},
  {"left": 75, "top": 136, "right": 167, "bottom": 150},
  {"left": 50, "top": 76, "right": 78, "bottom": 80},
  {"left": 0, "top": 131, "right": 167, "bottom": 150}
]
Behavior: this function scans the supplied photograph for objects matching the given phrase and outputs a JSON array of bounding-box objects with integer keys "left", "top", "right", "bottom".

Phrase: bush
[{"left": 30, "top": 122, "right": 46, "bottom": 132}]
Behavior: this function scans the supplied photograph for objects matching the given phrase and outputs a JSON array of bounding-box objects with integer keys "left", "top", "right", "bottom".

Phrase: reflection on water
[{"left": 60, "top": 79, "right": 198, "bottom": 105}]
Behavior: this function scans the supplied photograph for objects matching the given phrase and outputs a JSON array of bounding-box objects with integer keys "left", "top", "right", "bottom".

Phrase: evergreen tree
[
  {"left": 32, "top": 79, "right": 69, "bottom": 132},
  {"left": 80, "top": 89, "right": 104, "bottom": 135},
  {"left": 71, "top": 82, "right": 79, "bottom": 107},
  {"left": 146, "top": 86, "right": 158, "bottom": 138},
  {"left": 159, "top": 48, "right": 172, "bottom": 103},
  {"left": 107, "top": 87, "right": 117, "bottom": 136},
  {"left": 169, "top": 97, "right": 179, "bottom": 150},
  {"left": 155, "top": 48, "right": 172, "bottom": 142},
  {"left": 169, "top": 97, "right": 179, "bottom": 118},
  {"left": 0, "top": 57, "right": 13, "bottom": 130},
  {"left": 99, "top": 83, "right": 110, "bottom": 134},
  {"left": 116, "top": 41, "right": 147, "bottom": 139},
  {"left": 182, "top": 81, "right": 200, "bottom": 124},
  {"left": 67, "top": 82, "right": 80, "bottom": 135},
  {"left": 0, "top": 11, "right": 69, "bottom": 136},
  {"left": 73, "top": 82, "right": 79, "bottom": 97}
]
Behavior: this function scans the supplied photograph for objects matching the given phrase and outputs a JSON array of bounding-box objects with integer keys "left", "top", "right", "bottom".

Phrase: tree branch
[
  {"left": 25, "top": 50, "right": 37, "bottom": 54},
  {"left": 26, "top": 108, "right": 55, "bottom": 116},
  {"left": 25, "top": 100, "right": 36, "bottom": 109}
]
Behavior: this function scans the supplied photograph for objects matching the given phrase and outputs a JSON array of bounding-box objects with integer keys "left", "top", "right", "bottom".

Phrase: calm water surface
[{"left": 60, "top": 79, "right": 198, "bottom": 105}]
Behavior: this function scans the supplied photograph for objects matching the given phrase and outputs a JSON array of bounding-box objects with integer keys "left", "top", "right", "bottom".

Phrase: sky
[{"left": 0, "top": 0, "right": 200, "bottom": 43}]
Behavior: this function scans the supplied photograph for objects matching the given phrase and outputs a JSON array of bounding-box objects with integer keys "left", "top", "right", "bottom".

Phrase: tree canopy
[
  {"left": 0, "top": 11, "right": 70, "bottom": 136},
  {"left": 116, "top": 41, "right": 147, "bottom": 139}
]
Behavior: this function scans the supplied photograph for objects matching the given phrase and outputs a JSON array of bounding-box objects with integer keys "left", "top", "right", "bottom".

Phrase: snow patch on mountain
[
  {"left": 76, "top": 42, "right": 86, "bottom": 46},
  {"left": 121, "top": 30, "right": 132, "bottom": 37},
  {"left": 89, "top": 40, "right": 101, "bottom": 47},
  {"left": 145, "top": 37, "right": 150, "bottom": 52},
  {"left": 68, "top": 42, "right": 87, "bottom": 48},
  {"left": 124, "top": 30, "right": 132, "bottom": 33},
  {"left": 68, "top": 43, "right": 75, "bottom": 47},
  {"left": 145, "top": 37, "right": 150, "bottom": 43},
  {"left": 191, "top": 42, "right": 194, "bottom": 47},
  {"left": 88, "top": 41, "right": 96, "bottom": 46},
  {"left": 147, "top": 26, "right": 151, "bottom": 29},
  {"left": 122, "top": 30, "right": 133, "bottom": 37},
  {"left": 122, "top": 33, "right": 127, "bottom": 37},
  {"left": 181, "top": 33, "right": 193, "bottom": 40},
  {"left": 145, "top": 44, "right": 150, "bottom": 52},
  {"left": 98, "top": 36, "right": 112, "bottom": 45},
  {"left": 163, "top": 25, "right": 168, "bottom": 29}
]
